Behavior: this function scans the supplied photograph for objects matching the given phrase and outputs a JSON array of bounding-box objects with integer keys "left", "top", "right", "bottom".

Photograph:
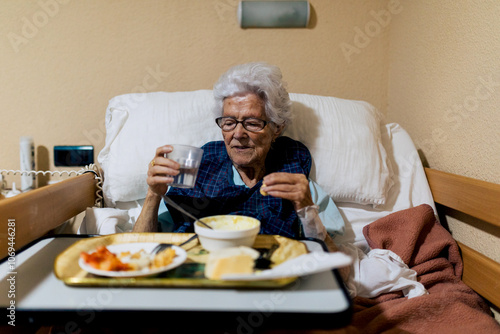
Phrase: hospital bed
[{"left": 1, "top": 90, "right": 499, "bottom": 332}]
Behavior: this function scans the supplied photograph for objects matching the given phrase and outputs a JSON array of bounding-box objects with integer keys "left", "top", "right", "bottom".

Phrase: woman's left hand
[{"left": 261, "top": 172, "right": 314, "bottom": 211}]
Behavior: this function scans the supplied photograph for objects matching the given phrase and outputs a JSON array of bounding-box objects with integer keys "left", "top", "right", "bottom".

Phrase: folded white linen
[
  {"left": 340, "top": 243, "right": 428, "bottom": 299},
  {"left": 78, "top": 207, "right": 139, "bottom": 235}
]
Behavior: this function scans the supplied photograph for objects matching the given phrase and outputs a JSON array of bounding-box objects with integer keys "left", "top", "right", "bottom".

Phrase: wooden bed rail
[
  {"left": 425, "top": 168, "right": 500, "bottom": 227},
  {"left": 0, "top": 173, "right": 97, "bottom": 259},
  {"left": 424, "top": 167, "right": 500, "bottom": 308}
]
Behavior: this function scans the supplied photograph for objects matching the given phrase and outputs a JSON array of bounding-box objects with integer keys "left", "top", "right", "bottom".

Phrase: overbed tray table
[{"left": 0, "top": 234, "right": 352, "bottom": 331}]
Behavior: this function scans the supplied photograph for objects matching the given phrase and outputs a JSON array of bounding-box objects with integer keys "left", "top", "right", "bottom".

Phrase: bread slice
[{"left": 204, "top": 246, "right": 260, "bottom": 280}]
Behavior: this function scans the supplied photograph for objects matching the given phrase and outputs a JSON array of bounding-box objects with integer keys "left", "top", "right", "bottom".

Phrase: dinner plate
[{"left": 79, "top": 243, "right": 187, "bottom": 278}]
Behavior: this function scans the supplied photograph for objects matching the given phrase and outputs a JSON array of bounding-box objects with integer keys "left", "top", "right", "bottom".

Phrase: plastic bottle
[{"left": 20, "top": 136, "right": 35, "bottom": 192}]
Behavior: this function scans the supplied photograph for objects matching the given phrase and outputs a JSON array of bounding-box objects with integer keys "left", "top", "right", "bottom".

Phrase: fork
[{"left": 151, "top": 234, "right": 199, "bottom": 254}]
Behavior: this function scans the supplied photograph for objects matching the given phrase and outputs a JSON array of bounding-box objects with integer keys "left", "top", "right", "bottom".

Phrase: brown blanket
[{"left": 341, "top": 204, "right": 500, "bottom": 333}]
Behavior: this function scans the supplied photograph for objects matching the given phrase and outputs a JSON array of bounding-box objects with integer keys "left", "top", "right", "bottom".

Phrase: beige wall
[
  {"left": 0, "top": 0, "right": 389, "bottom": 181},
  {"left": 387, "top": 0, "right": 500, "bottom": 265}
]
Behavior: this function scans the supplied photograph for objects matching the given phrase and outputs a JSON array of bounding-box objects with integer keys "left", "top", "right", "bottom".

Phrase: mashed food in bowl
[{"left": 202, "top": 216, "right": 259, "bottom": 230}]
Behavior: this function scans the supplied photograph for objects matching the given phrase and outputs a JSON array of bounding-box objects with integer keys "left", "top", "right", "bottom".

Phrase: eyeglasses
[{"left": 215, "top": 117, "right": 269, "bottom": 132}]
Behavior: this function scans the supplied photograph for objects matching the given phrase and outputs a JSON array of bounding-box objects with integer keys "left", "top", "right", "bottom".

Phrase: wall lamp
[{"left": 238, "top": 1, "right": 310, "bottom": 28}]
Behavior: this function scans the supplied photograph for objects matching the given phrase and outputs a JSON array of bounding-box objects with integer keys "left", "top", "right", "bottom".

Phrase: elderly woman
[{"left": 133, "top": 62, "right": 344, "bottom": 247}]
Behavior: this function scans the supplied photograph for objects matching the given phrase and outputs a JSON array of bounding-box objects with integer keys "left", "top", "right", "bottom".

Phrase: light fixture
[{"left": 238, "top": 1, "right": 310, "bottom": 28}]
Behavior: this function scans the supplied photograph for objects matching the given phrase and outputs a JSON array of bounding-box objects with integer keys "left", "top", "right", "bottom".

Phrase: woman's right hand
[{"left": 147, "top": 145, "right": 180, "bottom": 197}]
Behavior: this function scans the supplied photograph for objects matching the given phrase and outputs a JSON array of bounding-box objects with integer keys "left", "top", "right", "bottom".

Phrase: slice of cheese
[{"left": 204, "top": 246, "right": 260, "bottom": 280}]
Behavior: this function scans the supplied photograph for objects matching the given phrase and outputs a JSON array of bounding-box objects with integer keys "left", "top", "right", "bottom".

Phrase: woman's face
[{"left": 222, "top": 93, "right": 282, "bottom": 170}]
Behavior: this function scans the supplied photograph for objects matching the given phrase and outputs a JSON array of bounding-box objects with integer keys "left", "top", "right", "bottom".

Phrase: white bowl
[{"left": 194, "top": 215, "right": 261, "bottom": 252}]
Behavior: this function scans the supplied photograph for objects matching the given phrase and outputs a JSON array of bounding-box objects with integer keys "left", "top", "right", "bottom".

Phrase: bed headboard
[{"left": 424, "top": 167, "right": 500, "bottom": 308}]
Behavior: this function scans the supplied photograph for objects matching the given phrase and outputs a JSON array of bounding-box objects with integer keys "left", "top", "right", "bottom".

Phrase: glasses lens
[
  {"left": 243, "top": 119, "right": 266, "bottom": 132},
  {"left": 217, "top": 117, "right": 236, "bottom": 131},
  {"left": 216, "top": 117, "right": 267, "bottom": 132}
]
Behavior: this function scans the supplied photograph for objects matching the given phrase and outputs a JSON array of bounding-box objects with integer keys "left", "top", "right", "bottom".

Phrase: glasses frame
[{"left": 215, "top": 116, "right": 270, "bottom": 133}]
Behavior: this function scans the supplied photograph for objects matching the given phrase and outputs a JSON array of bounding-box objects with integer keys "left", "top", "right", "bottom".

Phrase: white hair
[{"left": 213, "top": 62, "right": 292, "bottom": 128}]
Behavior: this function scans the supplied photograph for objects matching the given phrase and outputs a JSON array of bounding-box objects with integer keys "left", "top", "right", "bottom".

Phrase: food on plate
[
  {"left": 152, "top": 248, "right": 176, "bottom": 268},
  {"left": 201, "top": 215, "right": 260, "bottom": 230},
  {"left": 260, "top": 183, "right": 268, "bottom": 196},
  {"left": 204, "top": 246, "right": 260, "bottom": 279},
  {"left": 80, "top": 245, "right": 176, "bottom": 272},
  {"left": 80, "top": 246, "right": 132, "bottom": 271}
]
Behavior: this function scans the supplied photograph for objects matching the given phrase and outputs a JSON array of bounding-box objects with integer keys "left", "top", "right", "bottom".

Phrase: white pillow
[
  {"left": 98, "top": 90, "right": 221, "bottom": 206},
  {"left": 98, "top": 90, "right": 393, "bottom": 207},
  {"left": 286, "top": 93, "right": 393, "bottom": 206}
]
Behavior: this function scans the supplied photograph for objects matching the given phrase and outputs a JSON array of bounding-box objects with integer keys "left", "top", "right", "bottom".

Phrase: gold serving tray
[{"left": 54, "top": 233, "right": 308, "bottom": 289}]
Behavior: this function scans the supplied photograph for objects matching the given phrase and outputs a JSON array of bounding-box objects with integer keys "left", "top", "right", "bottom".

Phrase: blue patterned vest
[{"left": 166, "top": 136, "right": 312, "bottom": 238}]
